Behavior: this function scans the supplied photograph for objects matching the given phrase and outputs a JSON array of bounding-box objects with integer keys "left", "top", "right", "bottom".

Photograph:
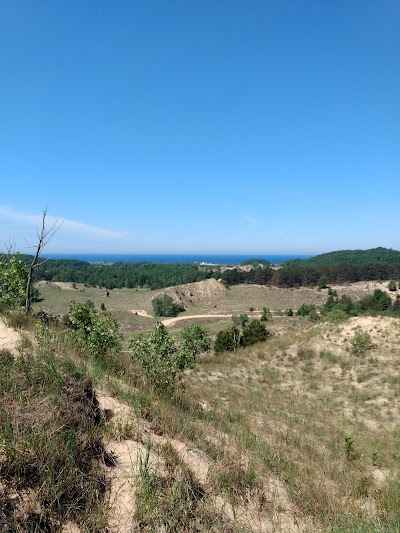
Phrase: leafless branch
[{"left": 25, "top": 208, "right": 62, "bottom": 314}]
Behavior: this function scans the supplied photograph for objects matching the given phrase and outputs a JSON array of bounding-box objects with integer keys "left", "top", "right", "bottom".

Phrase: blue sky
[{"left": 1, "top": 0, "right": 399, "bottom": 255}]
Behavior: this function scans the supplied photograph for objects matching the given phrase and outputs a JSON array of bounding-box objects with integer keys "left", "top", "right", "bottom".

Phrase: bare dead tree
[{"left": 25, "top": 208, "right": 62, "bottom": 314}]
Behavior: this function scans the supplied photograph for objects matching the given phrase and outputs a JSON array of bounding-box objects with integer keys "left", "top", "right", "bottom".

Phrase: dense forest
[
  {"left": 285, "top": 247, "right": 400, "bottom": 267},
  {"left": 221, "top": 248, "right": 400, "bottom": 288},
  {"left": 13, "top": 247, "right": 400, "bottom": 290},
  {"left": 22, "top": 257, "right": 214, "bottom": 290}
]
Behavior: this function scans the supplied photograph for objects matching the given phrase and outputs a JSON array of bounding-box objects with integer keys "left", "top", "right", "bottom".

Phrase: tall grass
[{"left": 0, "top": 346, "right": 108, "bottom": 531}]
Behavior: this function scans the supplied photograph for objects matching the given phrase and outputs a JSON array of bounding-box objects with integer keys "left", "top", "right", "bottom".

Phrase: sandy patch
[{"left": 0, "top": 319, "right": 21, "bottom": 354}]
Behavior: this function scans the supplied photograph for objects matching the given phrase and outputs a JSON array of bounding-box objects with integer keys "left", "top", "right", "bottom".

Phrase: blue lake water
[{"left": 46, "top": 253, "right": 313, "bottom": 265}]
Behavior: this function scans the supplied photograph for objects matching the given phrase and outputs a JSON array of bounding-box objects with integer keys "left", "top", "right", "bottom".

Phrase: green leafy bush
[
  {"left": 152, "top": 294, "right": 185, "bottom": 317},
  {"left": 0, "top": 253, "right": 28, "bottom": 308},
  {"left": 350, "top": 330, "right": 374, "bottom": 356},
  {"left": 180, "top": 323, "right": 211, "bottom": 356},
  {"left": 214, "top": 326, "right": 241, "bottom": 354},
  {"left": 326, "top": 308, "right": 350, "bottom": 323},
  {"left": 130, "top": 322, "right": 196, "bottom": 394},
  {"left": 68, "top": 301, "right": 121, "bottom": 358}
]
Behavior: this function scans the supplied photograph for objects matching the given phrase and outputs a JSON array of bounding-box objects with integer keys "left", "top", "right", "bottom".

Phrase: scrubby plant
[
  {"left": 240, "top": 319, "right": 269, "bottom": 346},
  {"left": 152, "top": 294, "right": 185, "bottom": 317},
  {"left": 326, "top": 308, "right": 350, "bottom": 323},
  {"left": 286, "top": 308, "right": 293, "bottom": 316},
  {"left": 260, "top": 306, "right": 272, "bottom": 322},
  {"left": 359, "top": 289, "right": 392, "bottom": 313},
  {"left": 297, "top": 304, "right": 317, "bottom": 317},
  {"left": 350, "top": 330, "right": 374, "bottom": 356},
  {"left": 388, "top": 280, "right": 397, "bottom": 292},
  {"left": 68, "top": 301, "right": 121, "bottom": 359},
  {"left": 130, "top": 322, "right": 196, "bottom": 394},
  {"left": 0, "top": 253, "right": 28, "bottom": 308},
  {"left": 180, "top": 323, "right": 211, "bottom": 356},
  {"left": 232, "top": 313, "right": 249, "bottom": 327},
  {"left": 214, "top": 326, "right": 241, "bottom": 354},
  {"left": 344, "top": 435, "right": 356, "bottom": 461}
]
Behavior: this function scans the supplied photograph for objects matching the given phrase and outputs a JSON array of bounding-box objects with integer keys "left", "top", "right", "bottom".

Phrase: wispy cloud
[
  {"left": 0, "top": 206, "right": 127, "bottom": 239},
  {"left": 241, "top": 214, "right": 257, "bottom": 225}
]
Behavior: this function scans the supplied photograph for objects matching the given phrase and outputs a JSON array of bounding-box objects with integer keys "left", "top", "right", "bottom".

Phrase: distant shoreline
[{"left": 45, "top": 253, "right": 314, "bottom": 265}]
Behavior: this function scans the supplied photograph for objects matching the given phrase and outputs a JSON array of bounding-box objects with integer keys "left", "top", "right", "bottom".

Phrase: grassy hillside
[{"left": 2, "top": 280, "right": 400, "bottom": 531}]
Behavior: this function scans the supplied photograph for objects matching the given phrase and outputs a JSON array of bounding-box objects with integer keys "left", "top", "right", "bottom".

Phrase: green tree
[
  {"left": 318, "top": 276, "right": 328, "bottom": 289},
  {"left": 152, "top": 294, "right": 185, "bottom": 317}
]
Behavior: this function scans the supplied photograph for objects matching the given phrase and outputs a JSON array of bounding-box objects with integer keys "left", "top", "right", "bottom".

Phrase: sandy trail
[
  {"left": 0, "top": 318, "right": 21, "bottom": 354},
  {"left": 130, "top": 309, "right": 267, "bottom": 327}
]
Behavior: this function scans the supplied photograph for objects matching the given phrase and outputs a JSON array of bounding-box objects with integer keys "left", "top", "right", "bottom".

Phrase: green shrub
[
  {"left": 359, "top": 289, "right": 392, "bottom": 312},
  {"left": 388, "top": 280, "right": 397, "bottom": 292},
  {"left": 232, "top": 313, "right": 249, "bottom": 327},
  {"left": 130, "top": 322, "right": 196, "bottom": 394},
  {"left": 326, "top": 308, "right": 350, "bottom": 323},
  {"left": 0, "top": 253, "right": 28, "bottom": 308},
  {"left": 68, "top": 301, "right": 121, "bottom": 359},
  {"left": 152, "top": 294, "right": 185, "bottom": 317},
  {"left": 350, "top": 330, "right": 374, "bottom": 356},
  {"left": 297, "top": 304, "right": 317, "bottom": 316},
  {"left": 240, "top": 319, "right": 269, "bottom": 346},
  {"left": 180, "top": 323, "right": 211, "bottom": 356},
  {"left": 260, "top": 306, "right": 272, "bottom": 321},
  {"left": 214, "top": 326, "right": 241, "bottom": 354}
]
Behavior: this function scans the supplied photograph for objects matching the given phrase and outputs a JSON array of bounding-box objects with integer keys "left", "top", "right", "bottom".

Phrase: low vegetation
[
  {"left": 0, "top": 347, "right": 107, "bottom": 531},
  {"left": 1, "top": 248, "right": 400, "bottom": 531},
  {"left": 152, "top": 293, "right": 185, "bottom": 317}
]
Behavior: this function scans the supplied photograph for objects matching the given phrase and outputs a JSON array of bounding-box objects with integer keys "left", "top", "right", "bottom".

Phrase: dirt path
[
  {"left": 130, "top": 310, "right": 267, "bottom": 327},
  {"left": 0, "top": 318, "right": 21, "bottom": 354},
  {"left": 162, "top": 313, "right": 236, "bottom": 326}
]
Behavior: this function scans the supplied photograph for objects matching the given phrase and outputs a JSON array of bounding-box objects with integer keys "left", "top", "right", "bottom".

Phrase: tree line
[
  {"left": 29, "top": 257, "right": 214, "bottom": 290},
  {"left": 5, "top": 246, "right": 400, "bottom": 294},
  {"left": 221, "top": 262, "right": 400, "bottom": 288}
]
